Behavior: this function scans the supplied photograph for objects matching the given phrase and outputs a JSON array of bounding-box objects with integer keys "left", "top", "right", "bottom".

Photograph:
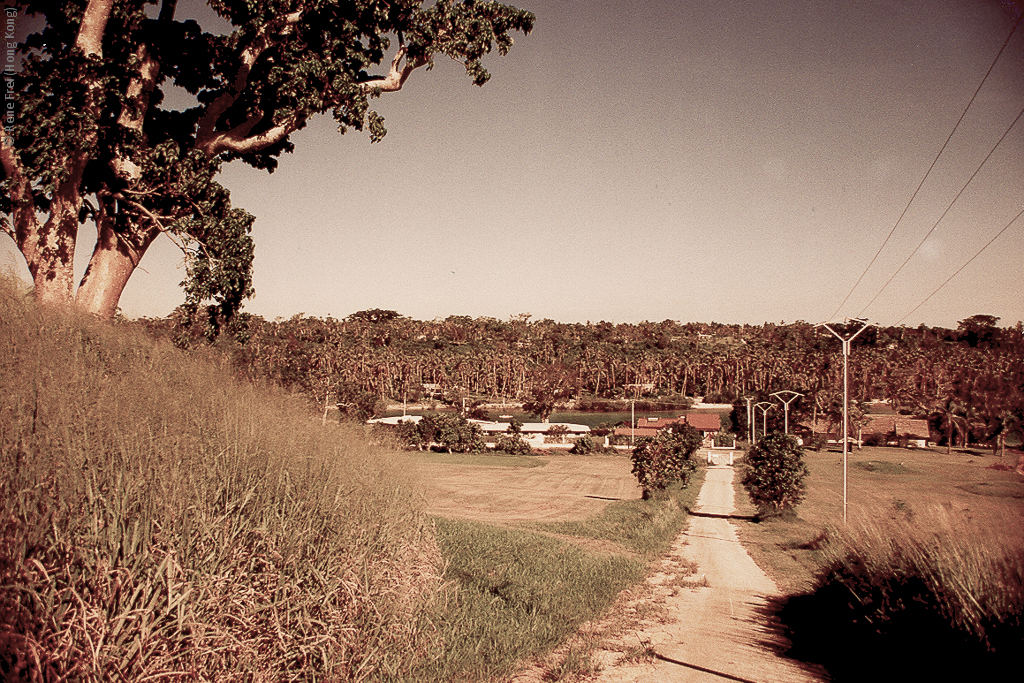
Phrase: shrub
[
  {"left": 777, "top": 514, "right": 1024, "bottom": 680},
  {"left": 495, "top": 433, "right": 533, "bottom": 455},
  {"left": 741, "top": 432, "right": 809, "bottom": 514},
  {"left": 569, "top": 435, "right": 596, "bottom": 455},
  {"left": 544, "top": 424, "right": 571, "bottom": 444},
  {"left": 418, "top": 412, "right": 486, "bottom": 453},
  {"left": 630, "top": 424, "right": 701, "bottom": 499}
]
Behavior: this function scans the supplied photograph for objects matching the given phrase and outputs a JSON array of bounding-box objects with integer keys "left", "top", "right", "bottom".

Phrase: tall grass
[
  {"left": 778, "top": 507, "right": 1023, "bottom": 680},
  {"left": 0, "top": 276, "right": 441, "bottom": 681}
]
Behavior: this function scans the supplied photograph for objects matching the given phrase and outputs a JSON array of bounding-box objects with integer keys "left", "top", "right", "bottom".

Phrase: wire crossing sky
[{"left": 3, "top": 0, "right": 1023, "bottom": 328}]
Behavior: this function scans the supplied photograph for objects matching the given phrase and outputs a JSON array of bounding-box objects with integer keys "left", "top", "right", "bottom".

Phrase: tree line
[{"left": 137, "top": 310, "right": 1024, "bottom": 452}]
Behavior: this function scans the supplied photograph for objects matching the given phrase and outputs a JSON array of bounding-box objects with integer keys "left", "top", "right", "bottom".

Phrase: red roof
[
  {"left": 861, "top": 416, "right": 931, "bottom": 439},
  {"left": 683, "top": 412, "right": 722, "bottom": 432},
  {"left": 613, "top": 412, "right": 722, "bottom": 437}
]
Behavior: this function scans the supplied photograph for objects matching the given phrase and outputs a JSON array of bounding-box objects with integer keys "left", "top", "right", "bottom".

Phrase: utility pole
[
  {"left": 819, "top": 319, "right": 871, "bottom": 524},
  {"left": 770, "top": 390, "right": 804, "bottom": 434},
  {"left": 744, "top": 396, "right": 754, "bottom": 444},
  {"left": 631, "top": 399, "right": 636, "bottom": 448},
  {"left": 754, "top": 402, "right": 773, "bottom": 442}
]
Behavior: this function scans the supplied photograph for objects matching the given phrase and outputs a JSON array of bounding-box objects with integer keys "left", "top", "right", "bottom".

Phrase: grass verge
[
  {"left": 732, "top": 445, "right": 1024, "bottom": 678},
  {"left": 409, "top": 468, "right": 706, "bottom": 682}
]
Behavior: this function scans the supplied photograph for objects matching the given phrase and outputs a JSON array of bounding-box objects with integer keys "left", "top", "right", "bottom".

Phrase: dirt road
[{"left": 574, "top": 466, "right": 826, "bottom": 683}]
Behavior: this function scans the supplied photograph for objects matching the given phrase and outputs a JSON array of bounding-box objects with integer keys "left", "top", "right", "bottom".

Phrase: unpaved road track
[{"left": 576, "top": 466, "right": 826, "bottom": 683}]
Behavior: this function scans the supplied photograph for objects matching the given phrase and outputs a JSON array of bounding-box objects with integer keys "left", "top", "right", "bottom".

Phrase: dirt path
[{"left": 558, "top": 466, "right": 826, "bottom": 683}]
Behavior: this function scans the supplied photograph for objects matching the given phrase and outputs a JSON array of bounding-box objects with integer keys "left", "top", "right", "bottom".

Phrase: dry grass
[{"left": 0, "top": 275, "right": 442, "bottom": 681}]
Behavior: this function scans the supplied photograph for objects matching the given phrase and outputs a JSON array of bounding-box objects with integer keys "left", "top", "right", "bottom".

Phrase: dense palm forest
[{"left": 139, "top": 309, "right": 1024, "bottom": 450}]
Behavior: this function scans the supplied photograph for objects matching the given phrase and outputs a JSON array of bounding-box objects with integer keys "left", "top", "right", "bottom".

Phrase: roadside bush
[
  {"left": 741, "top": 432, "right": 809, "bottom": 515},
  {"left": 630, "top": 424, "right": 701, "bottom": 499}
]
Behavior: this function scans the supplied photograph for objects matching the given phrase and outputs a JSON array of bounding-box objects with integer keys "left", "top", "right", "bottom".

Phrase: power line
[
  {"left": 856, "top": 102, "right": 1024, "bottom": 318},
  {"left": 895, "top": 204, "right": 1024, "bottom": 326},
  {"left": 827, "top": 13, "right": 1023, "bottom": 322}
]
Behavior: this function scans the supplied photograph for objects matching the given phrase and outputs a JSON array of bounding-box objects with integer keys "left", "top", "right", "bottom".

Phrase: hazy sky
[{"left": 4, "top": 0, "right": 1023, "bottom": 328}]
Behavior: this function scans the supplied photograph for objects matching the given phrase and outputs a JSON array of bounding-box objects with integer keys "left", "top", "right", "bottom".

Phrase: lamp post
[
  {"left": 819, "top": 319, "right": 871, "bottom": 524},
  {"left": 770, "top": 390, "right": 804, "bottom": 434},
  {"left": 754, "top": 402, "right": 773, "bottom": 442}
]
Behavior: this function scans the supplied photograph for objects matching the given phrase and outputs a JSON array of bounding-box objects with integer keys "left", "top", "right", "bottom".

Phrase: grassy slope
[
  {"left": 0, "top": 278, "right": 440, "bottom": 681},
  {"left": 407, "top": 466, "right": 705, "bottom": 682}
]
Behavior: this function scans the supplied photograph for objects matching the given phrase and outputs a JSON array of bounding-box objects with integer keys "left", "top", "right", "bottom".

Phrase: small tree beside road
[
  {"left": 631, "top": 424, "right": 702, "bottom": 499},
  {"left": 741, "top": 432, "right": 809, "bottom": 516}
]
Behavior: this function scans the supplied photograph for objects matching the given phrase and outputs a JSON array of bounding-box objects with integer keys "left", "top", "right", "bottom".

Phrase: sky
[{"left": 4, "top": 0, "right": 1023, "bottom": 328}]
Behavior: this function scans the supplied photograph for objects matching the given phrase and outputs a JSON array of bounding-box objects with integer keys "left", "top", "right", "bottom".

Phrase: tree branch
[
  {"left": 195, "top": 11, "right": 304, "bottom": 156},
  {"left": 75, "top": 0, "right": 114, "bottom": 57},
  {"left": 359, "top": 46, "right": 427, "bottom": 94}
]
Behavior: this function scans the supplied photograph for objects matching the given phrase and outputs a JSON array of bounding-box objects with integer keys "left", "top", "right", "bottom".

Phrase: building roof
[
  {"left": 861, "top": 416, "right": 931, "bottom": 439},
  {"left": 612, "top": 412, "right": 722, "bottom": 438},
  {"left": 683, "top": 412, "right": 722, "bottom": 432}
]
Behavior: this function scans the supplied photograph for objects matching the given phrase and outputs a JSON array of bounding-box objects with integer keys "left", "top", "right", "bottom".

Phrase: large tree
[{"left": 1, "top": 0, "right": 533, "bottom": 318}]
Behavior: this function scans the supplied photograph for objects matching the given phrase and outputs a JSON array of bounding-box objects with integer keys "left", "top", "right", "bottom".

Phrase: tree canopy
[{"left": 1, "top": 0, "right": 534, "bottom": 319}]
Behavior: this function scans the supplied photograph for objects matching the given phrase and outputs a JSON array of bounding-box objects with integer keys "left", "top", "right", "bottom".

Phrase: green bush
[
  {"left": 741, "top": 432, "right": 809, "bottom": 514},
  {"left": 569, "top": 435, "right": 596, "bottom": 455},
  {"left": 418, "top": 412, "right": 486, "bottom": 453},
  {"left": 630, "top": 424, "right": 701, "bottom": 499},
  {"left": 495, "top": 433, "right": 533, "bottom": 455},
  {"left": 778, "top": 515, "right": 1023, "bottom": 680}
]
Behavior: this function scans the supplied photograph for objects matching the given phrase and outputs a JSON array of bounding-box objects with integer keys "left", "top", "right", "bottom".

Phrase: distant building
[{"left": 613, "top": 412, "right": 722, "bottom": 446}]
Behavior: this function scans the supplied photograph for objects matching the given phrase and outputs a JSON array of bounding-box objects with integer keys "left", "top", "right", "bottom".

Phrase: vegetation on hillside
[
  {"left": 0, "top": 277, "right": 441, "bottom": 680},
  {"left": 0, "top": 275, "right": 705, "bottom": 681}
]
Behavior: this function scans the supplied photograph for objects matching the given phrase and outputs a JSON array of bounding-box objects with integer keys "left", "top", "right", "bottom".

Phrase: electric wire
[
  {"left": 826, "top": 13, "right": 1022, "bottom": 322},
  {"left": 856, "top": 102, "right": 1024, "bottom": 318},
  {"left": 895, "top": 204, "right": 1024, "bottom": 326}
]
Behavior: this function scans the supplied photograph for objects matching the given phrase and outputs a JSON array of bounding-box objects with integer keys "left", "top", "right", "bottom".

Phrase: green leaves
[
  {"left": 5, "top": 1, "right": 534, "bottom": 317},
  {"left": 741, "top": 432, "right": 809, "bottom": 514},
  {"left": 630, "top": 424, "right": 701, "bottom": 498}
]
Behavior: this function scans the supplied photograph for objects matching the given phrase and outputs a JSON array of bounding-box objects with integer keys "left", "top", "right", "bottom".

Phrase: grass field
[{"left": 734, "top": 445, "right": 1024, "bottom": 594}]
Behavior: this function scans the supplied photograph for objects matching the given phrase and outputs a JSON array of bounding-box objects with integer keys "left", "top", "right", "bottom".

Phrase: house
[
  {"left": 612, "top": 412, "right": 722, "bottom": 446},
  {"left": 797, "top": 415, "right": 931, "bottom": 448},
  {"left": 475, "top": 420, "right": 591, "bottom": 449},
  {"left": 860, "top": 415, "right": 932, "bottom": 448}
]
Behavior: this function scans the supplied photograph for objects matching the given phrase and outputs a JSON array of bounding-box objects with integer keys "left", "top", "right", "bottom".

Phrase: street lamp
[
  {"left": 818, "top": 318, "right": 871, "bottom": 524},
  {"left": 754, "top": 402, "right": 773, "bottom": 442},
  {"left": 770, "top": 390, "right": 804, "bottom": 434}
]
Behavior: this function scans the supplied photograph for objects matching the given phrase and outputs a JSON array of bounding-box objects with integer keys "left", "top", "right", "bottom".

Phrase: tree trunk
[{"left": 75, "top": 217, "right": 161, "bottom": 318}]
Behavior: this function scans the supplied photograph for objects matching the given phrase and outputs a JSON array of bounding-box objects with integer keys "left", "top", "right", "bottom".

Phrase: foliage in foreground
[
  {"left": 741, "top": 432, "right": 809, "bottom": 514},
  {"left": 0, "top": 277, "right": 440, "bottom": 681},
  {"left": 777, "top": 512, "right": 1023, "bottom": 680},
  {"left": 630, "top": 424, "right": 702, "bottom": 499}
]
